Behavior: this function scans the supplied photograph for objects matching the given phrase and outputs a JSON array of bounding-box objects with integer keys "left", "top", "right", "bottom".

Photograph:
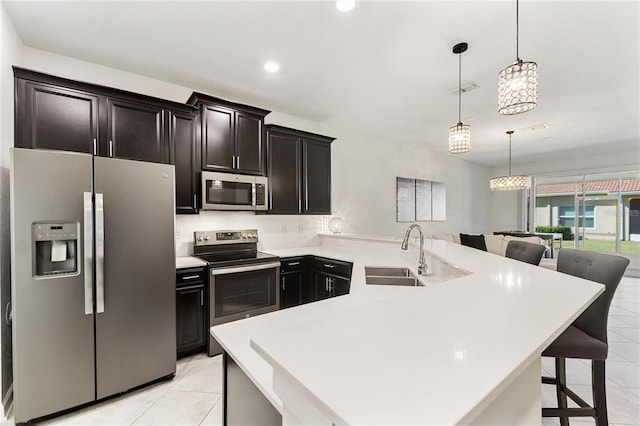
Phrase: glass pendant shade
[
  {"left": 490, "top": 130, "right": 531, "bottom": 191},
  {"left": 448, "top": 123, "right": 471, "bottom": 154},
  {"left": 498, "top": 59, "right": 538, "bottom": 115},
  {"left": 489, "top": 174, "right": 531, "bottom": 191}
]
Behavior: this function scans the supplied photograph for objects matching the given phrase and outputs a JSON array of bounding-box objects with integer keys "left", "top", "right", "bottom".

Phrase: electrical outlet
[
  {"left": 176, "top": 227, "right": 183, "bottom": 239},
  {"left": 298, "top": 223, "right": 304, "bottom": 232},
  {"left": 282, "top": 224, "right": 288, "bottom": 232}
]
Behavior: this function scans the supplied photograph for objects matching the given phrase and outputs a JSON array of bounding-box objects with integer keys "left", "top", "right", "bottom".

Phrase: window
[{"left": 558, "top": 205, "right": 595, "bottom": 228}]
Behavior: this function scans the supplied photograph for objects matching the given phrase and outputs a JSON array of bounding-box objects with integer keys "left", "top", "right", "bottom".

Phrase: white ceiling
[{"left": 4, "top": 0, "right": 639, "bottom": 167}]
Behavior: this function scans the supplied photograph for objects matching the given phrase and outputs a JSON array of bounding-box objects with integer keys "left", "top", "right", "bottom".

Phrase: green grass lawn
[{"left": 559, "top": 239, "right": 640, "bottom": 254}]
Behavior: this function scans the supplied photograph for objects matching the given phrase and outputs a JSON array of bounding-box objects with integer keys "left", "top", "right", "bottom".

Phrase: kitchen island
[{"left": 211, "top": 234, "right": 604, "bottom": 425}]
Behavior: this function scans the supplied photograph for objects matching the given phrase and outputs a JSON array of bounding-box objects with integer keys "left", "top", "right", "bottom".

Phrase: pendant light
[
  {"left": 490, "top": 131, "right": 531, "bottom": 191},
  {"left": 449, "top": 42, "right": 471, "bottom": 154},
  {"left": 498, "top": 0, "right": 538, "bottom": 115}
]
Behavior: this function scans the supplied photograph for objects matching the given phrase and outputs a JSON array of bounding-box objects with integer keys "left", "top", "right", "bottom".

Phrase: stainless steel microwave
[{"left": 201, "top": 171, "right": 268, "bottom": 211}]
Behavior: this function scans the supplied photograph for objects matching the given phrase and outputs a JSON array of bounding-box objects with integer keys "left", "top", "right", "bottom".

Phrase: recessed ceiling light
[
  {"left": 264, "top": 61, "right": 280, "bottom": 73},
  {"left": 336, "top": 0, "right": 356, "bottom": 12}
]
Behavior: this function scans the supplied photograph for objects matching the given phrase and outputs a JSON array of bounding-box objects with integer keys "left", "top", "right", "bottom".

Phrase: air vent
[
  {"left": 518, "top": 123, "right": 549, "bottom": 132},
  {"left": 449, "top": 82, "right": 479, "bottom": 95}
]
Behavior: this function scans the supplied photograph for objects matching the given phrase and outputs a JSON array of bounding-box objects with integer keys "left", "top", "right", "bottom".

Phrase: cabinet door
[
  {"left": 331, "top": 276, "right": 351, "bottom": 297},
  {"left": 235, "top": 111, "right": 265, "bottom": 175},
  {"left": 315, "top": 272, "right": 333, "bottom": 301},
  {"left": 107, "top": 98, "right": 167, "bottom": 163},
  {"left": 18, "top": 81, "right": 99, "bottom": 154},
  {"left": 267, "top": 132, "right": 301, "bottom": 214},
  {"left": 303, "top": 139, "right": 332, "bottom": 214},
  {"left": 280, "top": 272, "right": 303, "bottom": 309},
  {"left": 176, "top": 285, "right": 205, "bottom": 357},
  {"left": 170, "top": 111, "right": 200, "bottom": 214},
  {"left": 202, "top": 105, "right": 234, "bottom": 171}
]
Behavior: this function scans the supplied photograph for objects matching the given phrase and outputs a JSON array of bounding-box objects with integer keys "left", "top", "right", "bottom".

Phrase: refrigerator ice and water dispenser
[{"left": 32, "top": 222, "right": 80, "bottom": 277}]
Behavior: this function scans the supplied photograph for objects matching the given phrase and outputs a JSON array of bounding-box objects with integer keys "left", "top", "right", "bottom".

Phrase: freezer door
[
  {"left": 10, "top": 148, "right": 95, "bottom": 423},
  {"left": 93, "top": 157, "right": 176, "bottom": 398}
]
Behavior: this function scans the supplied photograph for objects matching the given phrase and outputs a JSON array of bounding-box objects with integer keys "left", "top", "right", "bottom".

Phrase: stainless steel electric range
[{"left": 193, "top": 229, "right": 280, "bottom": 356}]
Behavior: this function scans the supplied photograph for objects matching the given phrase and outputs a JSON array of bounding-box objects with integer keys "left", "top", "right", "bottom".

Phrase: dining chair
[
  {"left": 505, "top": 240, "right": 546, "bottom": 266},
  {"left": 541, "top": 248, "right": 629, "bottom": 426}
]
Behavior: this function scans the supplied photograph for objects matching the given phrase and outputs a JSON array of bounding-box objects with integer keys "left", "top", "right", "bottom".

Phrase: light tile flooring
[{"left": 3, "top": 277, "right": 638, "bottom": 426}]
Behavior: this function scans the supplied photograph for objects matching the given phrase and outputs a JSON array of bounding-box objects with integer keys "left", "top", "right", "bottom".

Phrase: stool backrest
[
  {"left": 505, "top": 240, "right": 546, "bottom": 265},
  {"left": 557, "top": 248, "right": 629, "bottom": 343}
]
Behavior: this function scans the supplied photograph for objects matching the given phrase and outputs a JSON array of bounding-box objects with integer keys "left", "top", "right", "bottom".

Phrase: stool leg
[
  {"left": 592, "top": 360, "right": 608, "bottom": 426},
  {"left": 555, "top": 357, "right": 569, "bottom": 426}
]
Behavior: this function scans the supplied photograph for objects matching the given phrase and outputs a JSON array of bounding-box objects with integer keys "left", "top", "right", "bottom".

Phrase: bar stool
[
  {"left": 542, "top": 248, "right": 629, "bottom": 426},
  {"left": 505, "top": 240, "right": 546, "bottom": 266}
]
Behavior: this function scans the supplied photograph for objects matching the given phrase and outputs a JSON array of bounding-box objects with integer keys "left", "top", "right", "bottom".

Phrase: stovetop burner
[{"left": 192, "top": 229, "right": 279, "bottom": 268}]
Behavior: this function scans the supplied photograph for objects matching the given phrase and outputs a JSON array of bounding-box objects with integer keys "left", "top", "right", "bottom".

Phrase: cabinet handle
[
  {"left": 237, "top": 156, "right": 240, "bottom": 169},
  {"left": 109, "top": 140, "right": 114, "bottom": 157},
  {"left": 93, "top": 138, "right": 97, "bottom": 156},
  {"left": 323, "top": 264, "right": 335, "bottom": 269},
  {"left": 232, "top": 155, "right": 236, "bottom": 169},
  {"left": 281, "top": 277, "right": 285, "bottom": 291},
  {"left": 177, "top": 284, "right": 203, "bottom": 291},
  {"left": 287, "top": 262, "right": 300, "bottom": 266},
  {"left": 193, "top": 194, "right": 197, "bottom": 209},
  {"left": 181, "top": 275, "right": 201, "bottom": 280},
  {"left": 328, "top": 277, "right": 333, "bottom": 292},
  {"left": 200, "top": 289, "right": 204, "bottom": 306},
  {"left": 325, "top": 277, "right": 329, "bottom": 292}
]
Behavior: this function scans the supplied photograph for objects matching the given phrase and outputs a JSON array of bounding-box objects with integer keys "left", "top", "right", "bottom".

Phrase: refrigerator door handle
[
  {"left": 96, "top": 193, "right": 105, "bottom": 314},
  {"left": 83, "top": 192, "right": 94, "bottom": 315}
]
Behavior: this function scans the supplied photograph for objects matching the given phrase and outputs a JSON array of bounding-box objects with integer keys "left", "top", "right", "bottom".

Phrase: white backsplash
[{"left": 175, "top": 211, "right": 330, "bottom": 256}]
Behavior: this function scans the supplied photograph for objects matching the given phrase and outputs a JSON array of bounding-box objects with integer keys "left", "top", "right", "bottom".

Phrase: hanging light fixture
[
  {"left": 449, "top": 42, "right": 471, "bottom": 154},
  {"left": 498, "top": 0, "right": 538, "bottom": 115},
  {"left": 490, "top": 130, "right": 531, "bottom": 191}
]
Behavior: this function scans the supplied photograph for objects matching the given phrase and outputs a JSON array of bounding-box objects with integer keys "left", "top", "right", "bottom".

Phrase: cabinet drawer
[
  {"left": 280, "top": 256, "right": 306, "bottom": 273},
  {"left": 176, "top": 267, "right": 207, "bottom": 287},
  {"left": 312, "top": 257, "right": 352, "bottom": 279}
]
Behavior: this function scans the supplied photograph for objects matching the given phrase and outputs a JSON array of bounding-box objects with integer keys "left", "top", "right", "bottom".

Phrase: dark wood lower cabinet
[
  {"left": 280, "top": 256, "right": 351, "bottom": 309},
  {"left": 176, "top": 267, "right": 207, "bottom": 358}
]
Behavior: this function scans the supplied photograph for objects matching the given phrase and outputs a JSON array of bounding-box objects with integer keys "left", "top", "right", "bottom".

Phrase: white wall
[
  {"left": 19, "top": 47, "right": 493, "bottom": 256},
  {"left": 0, "top": 0, "right": 24, "bottom": 414}
]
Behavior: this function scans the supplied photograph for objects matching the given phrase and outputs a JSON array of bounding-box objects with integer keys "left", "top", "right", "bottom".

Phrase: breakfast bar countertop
[{"left": 212, "top": 233, "right": 604, "bottom": 425}]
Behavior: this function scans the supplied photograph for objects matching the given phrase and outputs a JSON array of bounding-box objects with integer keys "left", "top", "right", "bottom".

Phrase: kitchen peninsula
[{"left": 211, "top": 234, "right": 604, "bottom": 425}]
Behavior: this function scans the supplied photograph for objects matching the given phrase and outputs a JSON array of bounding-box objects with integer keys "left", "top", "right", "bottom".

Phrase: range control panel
[{"left": 194, "top": 229, "right": 259, "bottom": 246}]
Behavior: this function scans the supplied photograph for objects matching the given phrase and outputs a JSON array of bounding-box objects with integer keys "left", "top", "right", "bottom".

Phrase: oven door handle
[{"left": 210, "top": 261, "right": 281, "bottom": 276}]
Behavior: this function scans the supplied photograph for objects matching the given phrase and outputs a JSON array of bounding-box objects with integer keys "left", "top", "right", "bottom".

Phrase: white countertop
[
  {"left": 175, "top": 256, "right": 207, "bottom": 269},
  {"left": 211, "top": 234, "right": 604, "bottom": 425}
]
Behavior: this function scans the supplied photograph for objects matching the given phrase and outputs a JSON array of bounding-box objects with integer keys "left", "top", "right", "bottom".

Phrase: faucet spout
[{"left": 401, "top": 224, "right": 427, "bottom": 275}]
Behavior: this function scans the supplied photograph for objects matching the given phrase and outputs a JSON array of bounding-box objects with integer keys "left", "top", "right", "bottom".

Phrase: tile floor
[{"left": 3, "top": 277, "right": 638, "bottom": 426}]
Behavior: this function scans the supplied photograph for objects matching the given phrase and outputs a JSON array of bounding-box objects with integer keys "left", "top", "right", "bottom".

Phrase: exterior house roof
[{"left": 536, "top": 178, "right": 640, "bottom": 195}]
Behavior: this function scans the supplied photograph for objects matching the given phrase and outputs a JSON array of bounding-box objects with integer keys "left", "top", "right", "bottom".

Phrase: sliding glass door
[{"left": 533, "top": 171, "right": 640, "bottom": 256}]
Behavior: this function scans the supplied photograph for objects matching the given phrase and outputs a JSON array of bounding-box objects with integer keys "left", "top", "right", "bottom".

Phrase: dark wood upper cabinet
[
  {"left": 201, "top": 104, "right": 234, "bottom": 172},
  {"left": 266, "top": 125, "right": 334, "bottom": 215},
  {"left": 267, "top": 130, "right": 301, "bottom": 214},
  {"left": 16, "top": 80, "right": 99, "bottom": 154},
  {"left": 187, "top": 93, "right": 270, "bottom": 176},
  {"left": 303, "top": 139, "right": 332, "bottom": 214},
  {"left": 170, "top": 111, "right": 200, "bottom": 214},
  {"left": 106, "top": 98, "right": 166, "bottom": 163}
]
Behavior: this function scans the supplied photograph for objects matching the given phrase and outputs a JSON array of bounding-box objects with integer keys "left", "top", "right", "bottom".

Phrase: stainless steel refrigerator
[{"left": 10, "top": 148, "right": 176, "bottom": 423}]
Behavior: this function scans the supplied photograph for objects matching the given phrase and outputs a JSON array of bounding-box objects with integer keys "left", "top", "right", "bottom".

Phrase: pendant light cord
[
  {"left": 458, "top": 52, "right": 462, "bottom": 124},
  {"left": 508, "top": 135, "right": 512, "bottom": 176},
  {"left": 515, "top": 0, "right": 520, "bottom": 60}
]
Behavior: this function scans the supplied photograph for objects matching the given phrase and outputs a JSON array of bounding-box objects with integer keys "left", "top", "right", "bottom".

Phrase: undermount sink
[{"left": 364, "top": 266, "right": 421, "bottom": 287}]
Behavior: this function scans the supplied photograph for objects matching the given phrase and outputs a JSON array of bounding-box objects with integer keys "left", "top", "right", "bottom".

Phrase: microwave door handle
[{"left": 252, "top": 181, "right": 257, "bottom": 207}]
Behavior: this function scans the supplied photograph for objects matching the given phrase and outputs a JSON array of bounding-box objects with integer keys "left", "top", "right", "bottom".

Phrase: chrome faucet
[{"left": 401, "top": 224, "right": 427, "bottom": 275}]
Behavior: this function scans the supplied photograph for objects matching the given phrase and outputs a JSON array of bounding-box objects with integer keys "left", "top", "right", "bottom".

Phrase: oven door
[
  {"left": 208, "top": 261, "right": 280, "bottom": 356},
  {"left": 201, "top": 171, "right": 256, "bottom": 211}
]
